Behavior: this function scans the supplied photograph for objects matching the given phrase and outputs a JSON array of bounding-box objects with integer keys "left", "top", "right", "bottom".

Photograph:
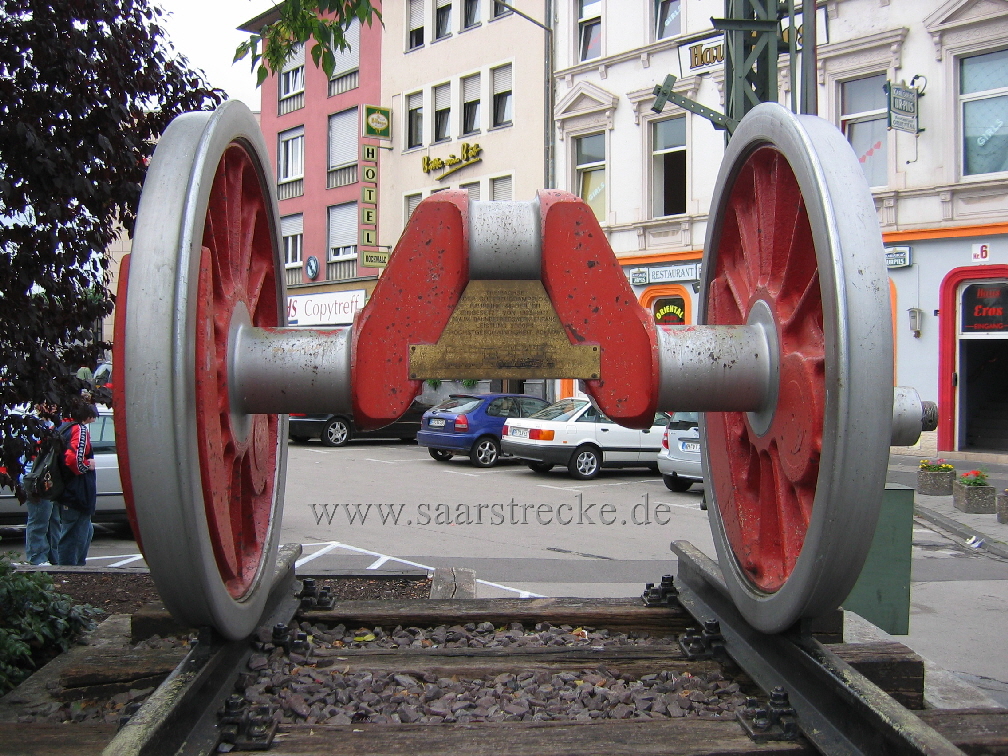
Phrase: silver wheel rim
[
  {"left": 327, "top": 420, "right": 349, "bottom": 445},
  {"left": 124, "top": 102, "right": 286, "bottom": 640},
  {"left": 576, "top": 450, "right": 598, "bottom": 477},
  {"left": 476, "top": 439, "right": 497, "bottom": 465},
  {"left": 699, "top": 103, "right": 892, "bottom": 633}
]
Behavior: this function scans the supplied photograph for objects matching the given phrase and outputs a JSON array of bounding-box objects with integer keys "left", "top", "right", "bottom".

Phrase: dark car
[
  {"left": 288, "top": 400, "right": 432, "bottom": 447},
  {"left": 417, "top": 394, "right": 550, "bottom": 468}
]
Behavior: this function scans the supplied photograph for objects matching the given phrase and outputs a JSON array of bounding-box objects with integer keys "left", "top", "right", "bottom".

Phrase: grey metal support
[{"left": 801, "top": 0, "right": 818, "bottom": 114}]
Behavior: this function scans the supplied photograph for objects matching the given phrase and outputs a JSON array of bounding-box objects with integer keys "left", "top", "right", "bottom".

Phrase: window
[
  {"left": 278, "top": 127, "right": 304, "bottom": 182},
  {"left": 408, "top": 0, "right": 425, "bottom": 49},
  {"left": 434, "top": 84, "right": 451, "bottom": 142},
  {"left": 840, "top": 75, "right": 888, "bottom": 187},
  {"left": 328, "top": 108, "right": 358, "bottom": 188},
  {"left": 329, "top": 19, "right": 360, "bottom": 94},
  {"left": 405, "top": 193, "right": 422, "bottom": 220},
  {"left": 652, "top": 118, "right": 686, "bottom": 216},
  {"left": 961, "top": 48, "right": 1008, "bottom": 176},
  {"left": 328, "top": 203, "right": 358, "bottom": 260},
  {"left": 279, "top": 44, "right": 305, "bottom": 114},
  {"left": 491, "top": 175, "right": 512, "bottom": 200},
  {"left": 461, "top": 181, "right": 481, "bottom": 200},
  {"left": 464, "top": 0, "right": 480, "bottom": 27},
  {"left": 407, "top": 91, "right": 423, "bottom": 148},
  {"left": 281, "top": 214, "right": 303, "bottom": 267},
  {"left": 492, "top": 0, "right": 510, "bottom": 18},
  {"left": 655, "top": 0, "right": 681, "bottom": 40},
  {"left": 461, "top": 74, "right": 481, "bottom": 134},
  {"left": 436, "top": 0, "right": 452, "bottom": 39},
  {"left": 492, "top": 64, "right": 513, "bottom": 127},
  {"left": 575, "top": 133, "right": 605, "bottom": 220},
  {"left": 579, "top": 0, "right": 602, "bottom": 61}
]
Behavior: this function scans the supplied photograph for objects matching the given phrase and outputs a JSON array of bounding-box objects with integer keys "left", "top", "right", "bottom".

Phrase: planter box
[
  {"left": 917, "top": 469, "right": 954, "bottom": 496},
  {"left": 998, "top": 494, "right": 1008, "bottom": 525},
  {"left": 953, "top": 481, "right": 996, "bottom": 514}
]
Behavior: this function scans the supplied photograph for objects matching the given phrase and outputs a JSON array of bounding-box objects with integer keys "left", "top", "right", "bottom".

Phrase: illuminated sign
[
  {"left": 961, "top": 283, "right": 1006, "bottom": 333},
  {"left": 627, "top": 262, "right": 701, "bottom": 286},
  {"left": 287, "top": 290, "right": 365, "bottom": 326},
  {"left": 360, "top": 142, "right": 382, "bottom": 268},
  {"left": 653, "top": 297, "right": 686, "bottom": 325},
  {"left": 421, "top": 142, "right": 482, "bottom": 181},
  {"left": 886, "top": 82, "right": 919, "bottom": 134},
  {"left": 363, "top": 105, "right": 392, "bottom": 139},
  {"left": 885, "top": 246, "right": 912, "bottom": 268}
]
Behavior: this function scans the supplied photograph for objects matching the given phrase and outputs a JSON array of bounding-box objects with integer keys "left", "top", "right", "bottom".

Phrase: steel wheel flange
[
  {"left": 123, "top": 101, "right": 287, "bottom": 640},
  {"left": 700, "top": 103, "right": 892, "bottom": 633}
]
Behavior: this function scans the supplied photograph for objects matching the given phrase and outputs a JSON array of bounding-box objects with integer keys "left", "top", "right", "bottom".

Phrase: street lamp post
[{"left": 496, "top": 1, "right": 555, "bottom": 189}]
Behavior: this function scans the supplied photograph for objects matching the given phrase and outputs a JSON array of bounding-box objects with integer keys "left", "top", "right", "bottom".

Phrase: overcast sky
[{"left": 156, "top": 0, "right": 279, "bottom": 111}]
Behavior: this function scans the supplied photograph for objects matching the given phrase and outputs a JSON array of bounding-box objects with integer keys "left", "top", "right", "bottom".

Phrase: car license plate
[
  {"left": 429, "top": 418, "right": 445, "bottom": 428},
  {"left": 510, "top": 427, "right": 529, "bottom": 438},
  {"left": 681, "top": 441, "right": 700, "bottom": 453}
]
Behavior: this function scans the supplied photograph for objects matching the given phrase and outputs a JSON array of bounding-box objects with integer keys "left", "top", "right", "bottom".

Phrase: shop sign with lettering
[
  {"left": 363, "top": 105, "right": 392, "bottom": 140},
  {"left": 678, "top": 35, "right": 724, "bottom": 75},
  {"left": 961, "top": 283, "right": 1006, "bottom": 333},
  {"left": 885, "top": 246, "right": 912, "bottom": 268},
  {"left": 360, "top": 142, "right": 383, "bottom": 268},
  {"left": 287, "top": 289, "right": 366, "bottom": 326},
  {"left": 886, "top": 82, "right": 919, "bottom": 134},
  {"left": 627, "top": 262, "right": 701, "bottom": 286},
  {"left": 421, "top": 142, "right": 482, "bottom": 181}
]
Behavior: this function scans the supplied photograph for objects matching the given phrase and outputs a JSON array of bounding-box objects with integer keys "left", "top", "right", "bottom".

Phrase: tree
[
  {"left": 234, "top": 0, "right": 381, "bottom": 83},
  {"left": 0, "top": 0, "right": 223, "bottom": 488}
]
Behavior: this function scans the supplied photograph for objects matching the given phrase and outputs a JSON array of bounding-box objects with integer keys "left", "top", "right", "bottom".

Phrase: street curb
[{"left": 914, "top": 504, "right": 1008, "bottom": 560}]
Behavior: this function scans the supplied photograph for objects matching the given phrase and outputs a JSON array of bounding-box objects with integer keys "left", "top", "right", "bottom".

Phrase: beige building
[{"left": 377, "top": 0, "right": 550, "bottom": 248}]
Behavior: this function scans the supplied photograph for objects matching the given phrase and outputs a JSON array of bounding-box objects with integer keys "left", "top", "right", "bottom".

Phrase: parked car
[
  {"left": 657, "top": 411, "right": 704, "bottom": 492},
  {"left": 94, "top": 362, "right": 113, "bottom": 391},
  {"left": 417, "top": 394, "right": 550, "bottom": 468},
  {"left": 0, "top": 405, "right": 127, "bottom": 526},
  {"left": 501, "top": 398, "right": 670, "bottom": 480},
  {"left": 288, "top": 399, "right": 433, "bottom": 447}
]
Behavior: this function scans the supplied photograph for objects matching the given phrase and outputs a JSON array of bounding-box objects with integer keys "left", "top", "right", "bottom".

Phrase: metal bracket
[
  {"left": 297, "top": 577, "right": 334, "bottom": 612},
  {"left": 642, "top": 574, "right": 679, "bottom": 606},
  {"left": 217, "top": 695, "right": 279, "bottom": 751},
  {"left": 735, "top": 688, "right": 801, "bottom": 742},
  {"left": 651, "top": 74, "right": 738, "bottom": 132},
  {"left": 678, "top": 618, "right": 728, "bottom": 660}
]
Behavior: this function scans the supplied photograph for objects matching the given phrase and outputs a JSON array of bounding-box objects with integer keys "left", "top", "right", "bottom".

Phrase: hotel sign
[
  {"left": 678, "top": 35, "right": 724, "bottom": 75},
  {"left": 359, "top": 143, "right": 384, "bottom": 268},
  {"left": 363, "top": 105, "right": 392, "bottom": 140}
]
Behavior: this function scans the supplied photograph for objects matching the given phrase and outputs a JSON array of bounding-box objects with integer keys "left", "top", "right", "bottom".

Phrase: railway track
[{"left": 3, "top": 543, "right": 1006, "bottom": 756}]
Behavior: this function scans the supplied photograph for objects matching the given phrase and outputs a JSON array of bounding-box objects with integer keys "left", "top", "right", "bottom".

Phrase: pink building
[{"left": 238, "top": 8, "right": 383, "bottom": 325}]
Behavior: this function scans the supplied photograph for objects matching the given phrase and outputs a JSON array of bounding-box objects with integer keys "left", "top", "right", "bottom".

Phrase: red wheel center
[
  {"left": 194, "top": 144, "right": 280, "bottom": 599},
  {"left": 706, "top": 147, "right": 825, "bottom": 594}
]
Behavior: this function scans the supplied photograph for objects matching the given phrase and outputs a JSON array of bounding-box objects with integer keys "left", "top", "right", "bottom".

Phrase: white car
[
  {"left": 656, "top": 411, "right": 704, "bottom": 492},
  {"left": 501, "top": 398, "right": 669, "bottom": 480}
]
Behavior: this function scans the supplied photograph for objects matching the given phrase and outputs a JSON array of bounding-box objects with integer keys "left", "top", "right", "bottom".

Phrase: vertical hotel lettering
[{"left": 359, "top": 143, "right": 386, "bottom": 268}]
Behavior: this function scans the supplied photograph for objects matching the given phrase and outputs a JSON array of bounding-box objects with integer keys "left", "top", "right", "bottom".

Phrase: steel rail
[
  {"left": 671, "top": 541, "right": 966, "bottom": 756},
  {"left": 102, "top": 544, "right": 302, "bottom": 756}
]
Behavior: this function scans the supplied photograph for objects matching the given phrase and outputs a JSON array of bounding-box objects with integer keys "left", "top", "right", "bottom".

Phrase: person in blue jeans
[
  {"left": 22, "top": 404, "right": 62, "bottom": 565},
  {"left": 57, "top": 402, "right": 98, "bottom": 566}
]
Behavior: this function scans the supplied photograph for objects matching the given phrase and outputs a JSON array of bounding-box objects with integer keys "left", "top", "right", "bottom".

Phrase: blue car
[{"left": 417, "top": 394, "right": 550, "bottom": 467}]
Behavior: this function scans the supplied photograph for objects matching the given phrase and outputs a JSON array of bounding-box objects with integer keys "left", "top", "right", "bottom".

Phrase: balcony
[
  {"left": 279, "top": 91, "right": 305, "bottom": 115},
  {"left": 329, "top": 70, "right": 359, "bottom": 97},
  {"left": 327, "top": 164, "right": 357, "bottom": 189},
  {"left": 327, "top": 257, "right": 358, "bottom": 281},
  {"left": 277, "top": 178, "right": 303, "bottom": 200}
]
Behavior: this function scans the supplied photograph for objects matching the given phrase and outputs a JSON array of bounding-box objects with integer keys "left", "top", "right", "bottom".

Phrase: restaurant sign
[{"left": 627, "top": 262, "right": 701, "bottom": 286}]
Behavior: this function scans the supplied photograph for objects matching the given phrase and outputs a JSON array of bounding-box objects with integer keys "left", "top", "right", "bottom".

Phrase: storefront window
[
  {"left": 653, "top": 296, "right": 686, "bottom": 325},
  {"left": 961, "top": 49, "right": 1008, "bottom": 176}
]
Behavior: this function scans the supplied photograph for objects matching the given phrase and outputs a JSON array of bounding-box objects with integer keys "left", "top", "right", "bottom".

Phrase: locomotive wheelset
[{"left": 112, "top": 101, "right": 935, "bottom": 641}]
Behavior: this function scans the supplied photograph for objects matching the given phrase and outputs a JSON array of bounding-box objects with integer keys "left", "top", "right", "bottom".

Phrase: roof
[{"left": 237, "top": 6, "right": 281, "bottom": 34}]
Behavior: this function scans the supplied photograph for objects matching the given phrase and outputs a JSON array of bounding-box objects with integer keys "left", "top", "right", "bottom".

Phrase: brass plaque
[{"left": 409, "top": 280, "right": 600, "bottom": 379}]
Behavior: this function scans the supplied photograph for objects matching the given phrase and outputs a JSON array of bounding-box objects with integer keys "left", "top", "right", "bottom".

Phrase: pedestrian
[
  {"left": 21, "top": 403, "right": 62, "bottom": 565},
  {"left": 75, "top": 362, "right": 94, "bottom": 388},
  {"left": 56, "top": 401, "right": 98, "bottom": 566}
]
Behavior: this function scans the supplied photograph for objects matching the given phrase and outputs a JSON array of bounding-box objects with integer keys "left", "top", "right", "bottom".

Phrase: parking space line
[
  {"left": 651, "top": 498, "right": 704, "bottom": 510},
  {"left": 365, "top": 458, "right": 426, "bottom": 464},
  {"left": 367, "top": 555, "right": 391, "bottom": 569},
  {"left": 109, "top": 555, "right": 145, "bottom": 567},
  {"left": 295, "top": 541, "right": 343, "bottom": 568},
  {"left": 305, "top": 449, "right": 330, "bottom": 455},
  {"left": 443, "top": 470, "right": 481, "bottom": 478}
]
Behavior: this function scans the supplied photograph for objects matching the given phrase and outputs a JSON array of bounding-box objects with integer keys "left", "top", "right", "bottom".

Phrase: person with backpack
[
  {"left": 21, "top": 403, "right": 62, "bottom": 565},
  {"left": 56, "top": 402, "right": 99, "bottom": 566}
]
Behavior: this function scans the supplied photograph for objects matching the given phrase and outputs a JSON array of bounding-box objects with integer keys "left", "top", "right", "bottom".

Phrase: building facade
[
  {"left": 552, "top": 0, "right": 1007, "bottom": 451},
  {"left": 239, "top": 7, "right": 384, "bottom": 328}
]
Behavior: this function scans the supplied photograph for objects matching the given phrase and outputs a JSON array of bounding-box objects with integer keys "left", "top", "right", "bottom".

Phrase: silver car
[
  {"left": 0, "top": 406, "right": 127, "bottom": 526},
  {"left": 656, "top": 411, "right": 704, "bottom": 492}
]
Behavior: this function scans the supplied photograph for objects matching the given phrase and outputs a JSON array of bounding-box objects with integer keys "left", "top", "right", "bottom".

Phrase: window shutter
[
  {"left": 491, "top": 175, "right": 512, "bottom": 201},
  {"left": 434, "top": 84, "right": 450, "bottom": 110},
  {"left": 328, "top": 109, "right": 358, "bottom": 169},
  {"left": 281, "top": 213, "right": 304, "bottom": 237},
  {"left": 437, "top": 0, "right": 451, "bottom": 6},
  {"left": 409, "top": 0, "right": 424, "bottom": 29},
  {"left": 406, "top": 193, "right": 422, "bottom": 218},
  {"left": 330, "top": 19, "right": 360, "bottom": 78},
  {"left": 407, "top": 91, "right": 423, "bottom": 111},
  {"left": 492, "top": 64, "right": 512, "bottom": 94},
  {"left": 463, "top": 73, "right": 480, "bottom": 101},
  {"left": 282, "top": 43, "right": 305, "bottom": 72},
  {"left": 328, "top": 203, "right": 358, "bottom": 252},
  {"left": 461, "top": 182, "right": 481, "bottom": 200}
]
